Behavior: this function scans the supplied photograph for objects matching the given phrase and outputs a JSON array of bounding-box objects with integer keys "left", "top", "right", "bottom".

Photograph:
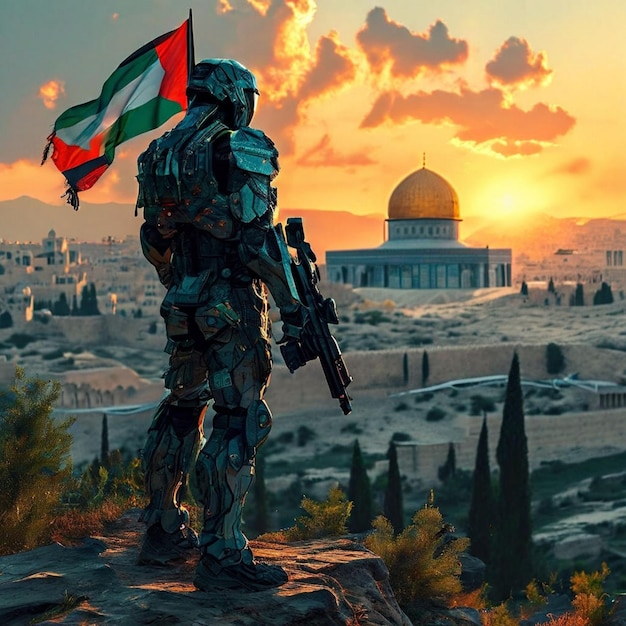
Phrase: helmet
[{"left": 187, "top": 58, "right": 259, "bottom": 128}]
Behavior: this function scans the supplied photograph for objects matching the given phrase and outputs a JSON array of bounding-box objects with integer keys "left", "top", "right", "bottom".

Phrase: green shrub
[
  {"left": 426, "top": 407, "right": 446, "bottom": 421},
  {"left": 263, "top": 486, "right": 352, "bottom": 542},
  {"left": 6, "top": 333, "right": 36, "bottom": 349},
  {"left": 0, "top": 368, "right": 74, "bottom": 555},
  {"left": 296, "top": 425, "right": 316, "bottom": 447}
]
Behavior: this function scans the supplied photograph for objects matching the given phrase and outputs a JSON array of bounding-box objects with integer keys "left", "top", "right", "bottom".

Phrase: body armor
[{"left": 136, "top": 60, "right": 300, "bottom": 589}]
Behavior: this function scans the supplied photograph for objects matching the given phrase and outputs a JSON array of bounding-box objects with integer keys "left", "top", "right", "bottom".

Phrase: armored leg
[
  {"left": 137, "top": 398, "right": 206, "bottom": 565},
  {"left": 192, "top": 401, "right": 286, "bottom": 590},
  {"left": 192, "top": 289, "right": 287, "bottom": 589}
]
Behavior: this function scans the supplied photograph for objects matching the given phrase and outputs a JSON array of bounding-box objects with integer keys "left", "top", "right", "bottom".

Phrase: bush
[
  {"left": 0, "top": 368, "right": 74, "bottom": 555},
  {"left": 0, "top": 310, "right": 13, "bottom": 328},
  {"left": 364, "top": 501, "right": 469, "bottom": 605},
  {"left": 353, "top": 310, "right": 390, "bottom": 325},
  {"left": 6, "top": 333, "right": 36, "bottom": 349},
  {"left": 263, "top": 486, "right": 352, "bottom": 542},
  {"left": 426, "top": 407, "right": 446, "bottom": 422},
  {"left": 297, "top": 425, "right": 316, "bottom": 447}
]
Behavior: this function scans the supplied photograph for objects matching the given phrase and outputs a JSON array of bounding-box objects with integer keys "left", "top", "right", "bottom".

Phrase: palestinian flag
[{"left": 42, "top": 19, "right": 190, "bottom": 209}]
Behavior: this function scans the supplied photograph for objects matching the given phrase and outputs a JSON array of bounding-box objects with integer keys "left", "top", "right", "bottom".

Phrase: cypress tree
[
  {"left": 100, "top": 413, "right": 110, "bottom": 469},
  {"left": 574, "top": 283, "right": 584, "bottom": 306},
  {"left": 383, "top": 441, "right": 404, "bottom": 534},
  {"left": 421, "top": 351, "right": 430, "bottom": 387},
  {"left": 493, "top": 352, "right": 533, "bottom": 599},
  {"left": 438, "top": 442, "right": 457, "bottom": 482},
  {"left": 520, "top": 281, "right": 529, "bottom": 297},
  {"left": 347, "top": 439, "right": 373, "bottom": 533},
  {"left": 467, "top": 416, "right": 495, "bottom": 565}
]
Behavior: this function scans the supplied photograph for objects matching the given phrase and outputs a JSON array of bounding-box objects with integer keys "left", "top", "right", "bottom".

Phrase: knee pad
[{"left": 245, "top": 400, "right": 272, "bottom": 453}]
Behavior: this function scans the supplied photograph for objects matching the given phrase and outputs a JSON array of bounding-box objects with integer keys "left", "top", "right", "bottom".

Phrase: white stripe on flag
[{"left": 56, "top": 60, "right": 165, "bottom": 149}]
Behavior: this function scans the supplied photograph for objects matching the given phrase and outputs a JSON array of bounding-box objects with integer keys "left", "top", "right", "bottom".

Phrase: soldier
[{"left": 135, "top": 59, "right": 306, "bottom": 591}]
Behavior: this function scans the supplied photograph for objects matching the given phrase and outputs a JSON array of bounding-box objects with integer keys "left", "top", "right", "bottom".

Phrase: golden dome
[{"left": 388, "top": 167, "right": 460, "bottom": 220}]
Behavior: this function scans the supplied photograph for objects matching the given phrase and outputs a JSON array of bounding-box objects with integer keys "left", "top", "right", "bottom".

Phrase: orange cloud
[
  {"left": 214, "top": 0, "right": 316, "bottom": 100},
  {"left": 356, "top": 7, "right": 468, "bottom": 78},
  {"left": 360, "top": 86, "right": 575, "bottom": 155},
  {"left": 296, "top": 134, "right": 375, "bottom": 167},
  {"left": 486, "top": 37, "right": 552, "bottom": 90},
  {"left": 297, "top": 31, "right": 357, "bottom": 101},
  {"left": 38, "top": 80, "right": 65, "bottom": 110},
  {"left": 549, "top": 157, "right": 592, "bottom": 176}
]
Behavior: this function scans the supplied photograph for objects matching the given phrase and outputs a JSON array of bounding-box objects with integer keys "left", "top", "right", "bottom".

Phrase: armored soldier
[{"left": 135, "top": 59, "right": 305, "bottom": 591}]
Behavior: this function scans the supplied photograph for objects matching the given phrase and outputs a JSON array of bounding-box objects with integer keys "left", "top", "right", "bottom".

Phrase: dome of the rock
[{"left": 387, "top": 167, "right": 460, "bottom": 221}]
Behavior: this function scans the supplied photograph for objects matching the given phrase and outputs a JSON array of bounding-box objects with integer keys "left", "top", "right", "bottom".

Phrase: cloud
[
  {"left": 360, "top": 85, "right": 576, "bottom": 155},
  {"left": 297, "top": 31, "right": 358, "bottom": 101},
  {"left": 211, "top": 0, "right": 317, "bottom": 100},
  {"left": 38, "top": 80, "right": 66, "bottom": 110},
  {"left": 0, "top": 159, "right": 66, "bottom": 203},
  {"left": 356, "top": 7, "right": 468, "bottom": 78},
  {"left": 486, "top": 37, "right": 552, "bottom": 90},
  {"left": 296, "top": 134, "right": 375, "bottom": 167},
  {"left": 549, "top": 157, "right": 592, "bottom": 176}
]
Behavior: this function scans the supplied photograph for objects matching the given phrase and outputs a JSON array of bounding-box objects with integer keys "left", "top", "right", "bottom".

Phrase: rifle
[{"left": 279, "top": 217, "right": 353, "bottom": 415}]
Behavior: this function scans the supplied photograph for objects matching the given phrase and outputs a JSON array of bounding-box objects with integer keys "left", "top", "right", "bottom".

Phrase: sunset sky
[{"left": 1, "top": 0, "right": 625, "bottom": 237}]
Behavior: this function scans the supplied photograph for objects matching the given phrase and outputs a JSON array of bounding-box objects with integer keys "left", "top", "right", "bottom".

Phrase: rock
[
  {"left": 458, "top": 553, "right": 486, "bottom": 592},
  {"left": 519, "top": 594, "right": 572, "bottom": 626},
  {"left": 0, "top": 510, "right": 413, "bottom": 625}
]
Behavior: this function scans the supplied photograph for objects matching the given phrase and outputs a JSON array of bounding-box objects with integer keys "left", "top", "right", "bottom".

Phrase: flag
[{"left": 42, "top": 19, "right": 191, "bottom": 209}]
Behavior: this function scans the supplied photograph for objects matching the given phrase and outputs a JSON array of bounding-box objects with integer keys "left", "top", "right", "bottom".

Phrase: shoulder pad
[{"left": 231, "top": 127, "right": 279, "bottom": 178}]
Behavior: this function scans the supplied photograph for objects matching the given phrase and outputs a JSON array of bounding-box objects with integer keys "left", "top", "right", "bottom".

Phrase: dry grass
[{"left": 49, "top": 498, "right": 135, "bottom": 545}]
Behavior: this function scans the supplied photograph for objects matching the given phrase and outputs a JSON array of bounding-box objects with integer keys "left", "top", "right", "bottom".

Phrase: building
[{"left": 326, "top": 164, "right": 512, "bottom": 289}]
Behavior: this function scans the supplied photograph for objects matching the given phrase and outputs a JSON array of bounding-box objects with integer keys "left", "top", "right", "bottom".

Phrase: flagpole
[{"left": 187, "top": 8, "right": 195, "bottom": 103}]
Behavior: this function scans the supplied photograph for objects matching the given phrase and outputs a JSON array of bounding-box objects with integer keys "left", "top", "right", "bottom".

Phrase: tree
[
  {"left": 467, "top": 416, "right": 495, "bottom": 566},
  {"left": 493, "top": 352, "right": 533, "bottom": 600},
  {"left": 100, "top": 414, "right": 110, "bottom": 469},
  {"left": 0, "top": 310, "right": 13, "bottom": 329},
  {"left": 383, "top": 441, "right": 404, "bottom": 534},
  {"left": 347, "top": 439, "right": 373, "bottom": 533},
  {"left": 546, "top": 342, "right": 565, "bottom": 375},
  {"left": 574, "top": 283, "right": 584, "bottom": 306},
  {"left": 71, "top": 294, "right": 79, "bottom": 316},
  {"left": 52, "top": 292, "right": 70, "bottom": 316},
  {"left": 0, "top": 368, "right": 74, "bottom": 555},
  {"left": 421, "top": 351, "right": 430, "bottom": 387},
  {"left": 547, "top": 277, "right": 555, "bottom": 293},
  {"left": 438, "top": 442, "right": 456, "bottom": 482},
  {"left": 593, "top": 282, "right": 614, "bottom": 305},
  {"left": 79, "top": 283, "right": 100, "bottom": 315},
  {"left": 520, "top": 281, "right": 529, "bottom": 297}
]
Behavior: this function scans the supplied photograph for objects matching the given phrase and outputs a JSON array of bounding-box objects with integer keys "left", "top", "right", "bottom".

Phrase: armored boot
[
  {"left": 192, "top": 402, "right": 287, "bottom": 591},
  {"left": 138, "top": 401, "right": 206, "bottom": 565}
]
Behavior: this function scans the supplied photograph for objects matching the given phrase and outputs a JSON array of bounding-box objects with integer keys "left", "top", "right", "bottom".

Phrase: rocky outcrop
[{"left": 0, "top": 510, "right": 413, "bottom": 625}]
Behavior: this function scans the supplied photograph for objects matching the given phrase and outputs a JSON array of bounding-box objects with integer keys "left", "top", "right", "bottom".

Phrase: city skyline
[{"left": 1, "top": 0, "right": 624, "bottom": 235}]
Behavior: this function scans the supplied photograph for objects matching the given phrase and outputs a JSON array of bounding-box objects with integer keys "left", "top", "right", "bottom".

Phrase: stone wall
[{"left": 396, "top": 408, "right": 626, "bottom": 486}]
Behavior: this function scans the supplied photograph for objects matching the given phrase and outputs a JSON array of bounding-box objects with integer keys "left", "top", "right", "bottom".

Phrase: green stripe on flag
[
  {"left": 102, "top": 97, "right": 184, "bottom": 161},
  {"left": 54, "top": 48, "right": 158, "bottom": 131}
]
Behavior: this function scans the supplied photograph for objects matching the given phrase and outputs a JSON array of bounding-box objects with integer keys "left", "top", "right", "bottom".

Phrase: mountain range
[{"left": 2, "top": 196, "right": 625, "bottom": 263}]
